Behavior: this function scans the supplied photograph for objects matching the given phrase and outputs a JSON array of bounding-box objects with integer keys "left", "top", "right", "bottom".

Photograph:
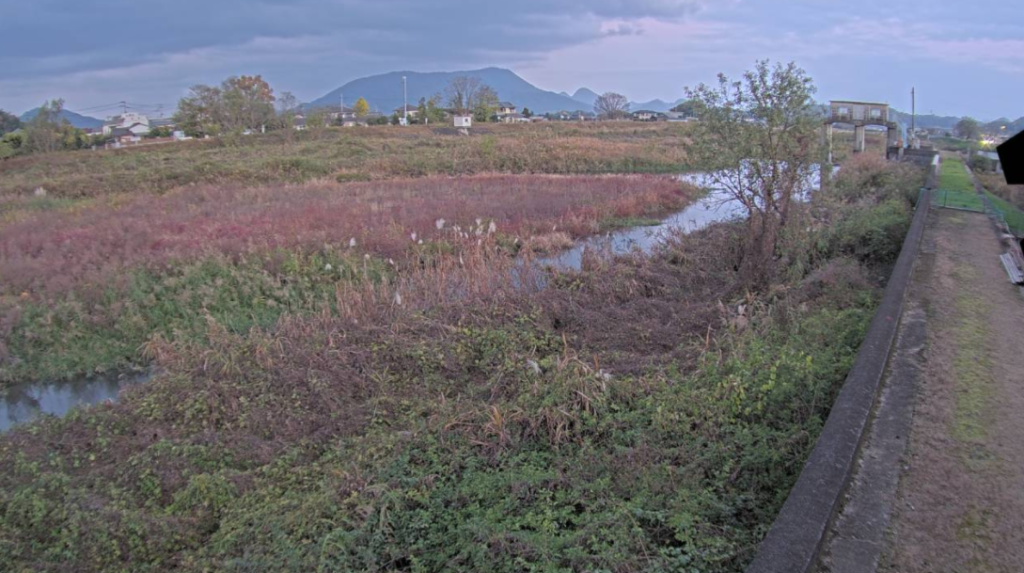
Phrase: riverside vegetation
[
  {"left": 0, "top": 148, "right": 923, "bottom": 571},
  {"left": 0, "top": 174, "right": 691, "bottom": 385},
  {"left": 0, "top": 59, "right": 926, "bottom": 572}
]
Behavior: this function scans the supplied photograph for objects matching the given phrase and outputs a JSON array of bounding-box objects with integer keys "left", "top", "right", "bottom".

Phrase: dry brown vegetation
[{"left": 0, "top": 123, "right": 691, "bottom": 207}]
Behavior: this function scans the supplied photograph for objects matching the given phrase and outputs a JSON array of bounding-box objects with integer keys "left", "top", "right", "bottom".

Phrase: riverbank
[
  {"left": 0, "top": 174, "right": 696, "bottom": 387},
  {"left": 0, "top": 156, "right": 925, "bottom": 572}
]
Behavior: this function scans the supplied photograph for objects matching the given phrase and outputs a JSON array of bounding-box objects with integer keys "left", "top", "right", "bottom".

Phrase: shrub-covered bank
[
  {"left": 1, "top": 175, "right": 693, "bottom": 386},
  {"left": 0, "top": 157, "right": 923, "bottom": 572}
]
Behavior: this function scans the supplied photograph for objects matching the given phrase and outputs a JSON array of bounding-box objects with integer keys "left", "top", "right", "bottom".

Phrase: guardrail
[{"left": 745, "top": 189, "right": 931, "bottom": 573}]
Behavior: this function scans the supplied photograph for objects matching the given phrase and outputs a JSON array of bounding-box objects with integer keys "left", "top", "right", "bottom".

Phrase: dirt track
[{"left": 882, "top": 209, "right": 1024, "bottom": 572}]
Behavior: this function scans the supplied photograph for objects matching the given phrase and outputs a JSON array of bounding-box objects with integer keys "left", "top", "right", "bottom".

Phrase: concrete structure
[
  {"left": 976, "top": 150, "right": 1003, "bottom": 174},
  {"left": 453, "top": 114, "right": 472, "bottom": 128},
  {"left": 824, "top": 100, "right": 900, "bottom": 161}
]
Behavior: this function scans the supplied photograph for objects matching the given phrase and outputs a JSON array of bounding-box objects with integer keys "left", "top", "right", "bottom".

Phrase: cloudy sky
[{"left": 3, "top": 0, "right": 1021, "bottom": 120}]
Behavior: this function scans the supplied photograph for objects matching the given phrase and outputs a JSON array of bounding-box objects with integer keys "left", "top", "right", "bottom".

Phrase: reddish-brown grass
[{"left": 0, "top": 174, "right": 694, "bottom": 299}]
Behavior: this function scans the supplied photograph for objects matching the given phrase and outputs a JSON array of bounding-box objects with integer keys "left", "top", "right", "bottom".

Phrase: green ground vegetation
[
  {"left": 983, "top": 191, "right": 1024, "bottom": 236},
  {"left": 935, "top": 156, "right": 984, "bottom": 211}
]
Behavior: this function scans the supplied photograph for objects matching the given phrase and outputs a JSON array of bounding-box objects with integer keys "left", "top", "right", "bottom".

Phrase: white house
[{"left": 103, "top": 112, "right": 150, "bottom": 136}]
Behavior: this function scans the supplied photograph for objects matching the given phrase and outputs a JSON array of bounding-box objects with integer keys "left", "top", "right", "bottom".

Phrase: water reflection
[
  {"left": 536, "top": 197, "right": 744, "bottom": 270},
  {"left": 1, "top": 371, "right": 152, "bottom": 433}
]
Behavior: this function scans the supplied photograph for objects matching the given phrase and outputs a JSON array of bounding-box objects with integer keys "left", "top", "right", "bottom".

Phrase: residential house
[
  {"left": 501, "top": 113, "right": 530, "bottom": 124},
  {"left": 102, "top": 112, "right": 150, "bottom": 136},
  {"left": 976, "top": 150, "right": 1003, "bottom": 174},
  {"left": 393, "top": 107, "right": 420, "bottom": 120},
  {"left": 631, "top": 110, "right": 666, "bottom": 122},
  {"left": 497, "top": 102, "right": 517, "bottom": 118},
  {"left": 109, "top": 126, "right": 141, "bottom": 145},
  {"left": 555, "top": 110, "right": 595, "bottom": 121}
]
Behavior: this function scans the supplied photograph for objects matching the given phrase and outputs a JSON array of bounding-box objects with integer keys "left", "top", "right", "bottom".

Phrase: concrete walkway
[{"left": 819, "top": 207, "right": 1024, "bottom": 573}]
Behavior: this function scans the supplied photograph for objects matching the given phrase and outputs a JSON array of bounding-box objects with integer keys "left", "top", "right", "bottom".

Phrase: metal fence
[{"left": 930, "top": 188, "right": 985, "bottom": 212}]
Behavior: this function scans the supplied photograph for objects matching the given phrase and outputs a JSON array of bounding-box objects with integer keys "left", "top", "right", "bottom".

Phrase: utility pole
[
  {"left": 403, "top": 76, "right": 408, "bottom": 126},
  {"left": 120, "top": 100, "right": 127, "bottom": 115},
  {"left": 911, "top": 87, "right": 915, "bottom": 133},
  {"left": 910, "top": 87, "right": 917, "bottom": 149}
]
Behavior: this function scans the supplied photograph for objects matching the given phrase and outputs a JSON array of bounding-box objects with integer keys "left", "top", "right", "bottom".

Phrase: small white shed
[{"left": 454, "top": 115, "right": 472, "bottom": 128}]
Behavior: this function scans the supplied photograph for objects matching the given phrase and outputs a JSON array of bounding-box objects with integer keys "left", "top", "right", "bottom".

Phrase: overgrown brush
[
  {"left": 1, "top": 174, "right": 693, "bottom": 384},
  {"left": 0, "top": 157, "right": 925, "bottom": 572}
]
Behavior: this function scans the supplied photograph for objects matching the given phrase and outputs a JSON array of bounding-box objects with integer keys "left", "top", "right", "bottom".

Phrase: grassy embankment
[
  {"left": 935, "top": 154, "right": 983, "bottom": 210},
  {"left": 975, "top": 171, "right": 1024, "bottom": 236},
  {"left": 0, "top": 155, "right": 924, "bottom": 572}
]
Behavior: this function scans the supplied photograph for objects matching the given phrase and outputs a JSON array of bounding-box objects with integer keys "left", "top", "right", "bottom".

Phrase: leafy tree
[
  {"left": 594, "top": 92, "right": 629, "bottom": 120},
  {"left": 955, "top": 117, "right": 981, "bottom": 141},
  {"left": 353, "top": 97, "right": 370, "bottom": 118},
  {"left": 145, "top": 126, "right": 174, "bottom": 138},
  {"left": 685, "top": 60, "right": 819, "bottom": 287},
  {"left": 174, "top": 75, "right": 276, "bottom": 137},
  {"left": 473, "top": 85, "right": 499, "bottom": 122},
  {"left": 670, "top": 99, "right": 705, "bottom": 117},
  {"left": 424, "top": 94, "right": 447, "bottom": 124},
  {"left": 222, "top": 75, "right": 276, "bottom": 133},
  {"left": 305, "top": 108, "right": 330, "bottom": 131},
  {"left": 174, "top": 85, "right": 225, "bottom": 137},
  {"left": 522, "top": 107, "right": 533, "bottom": 118},
  {"left": 414, "top": 97, "right": 429, "bottom": 125},
  {"left": 25, "top": 99, "right": 79, "bottom": 153},
  {"left": 0, "top": 109, "right": 21, "bottom": 136},
  {"left": 0, "top": 131, "right": 25, "bottom": 159}
]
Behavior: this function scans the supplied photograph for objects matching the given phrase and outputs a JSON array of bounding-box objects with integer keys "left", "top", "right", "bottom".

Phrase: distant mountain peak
[
  {"left": 309, "top": 67, "right": 594, "bottom": 114},
  {"left": 19, "top": 108, "right": 104, "bottom": 129}
]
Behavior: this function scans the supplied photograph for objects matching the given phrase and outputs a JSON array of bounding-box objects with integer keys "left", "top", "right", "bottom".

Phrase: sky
[{"left": 2, "top": 0, "right": 1022, "bottom": 120}]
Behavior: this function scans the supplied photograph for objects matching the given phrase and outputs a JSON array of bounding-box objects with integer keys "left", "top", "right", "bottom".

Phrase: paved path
[{"left": 819, "top": 207, "right": 1024, "bottom": 573}]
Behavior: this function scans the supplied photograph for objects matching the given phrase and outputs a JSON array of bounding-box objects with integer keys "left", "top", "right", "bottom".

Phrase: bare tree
[
  {"left": 275, "top": 91, "right": 299, "bottom": 141},
  {"left": 444, "top": 76, "right": 481, "bottom": 113},
  {"left": 444, "top": 76, "right": 499, "bottom": 117},
  {"left": 685, "top": 60, "right": 820, "bottom": 287},
  {"left": 594, "top": 92, "right": 630, "bottom": 120}
]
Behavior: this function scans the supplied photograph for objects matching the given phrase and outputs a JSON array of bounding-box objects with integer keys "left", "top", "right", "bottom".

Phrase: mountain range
[
  {"left": 307, "top": 67, "right": 686, "bottom": 114},
  {"left": 19, "top": 108, "right": 105, "bottom": 129},
  {"left": 308, "top": 68, "right": 594, "bottom": 114}
]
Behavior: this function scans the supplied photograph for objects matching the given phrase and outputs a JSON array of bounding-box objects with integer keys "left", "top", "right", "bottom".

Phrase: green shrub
[{"left": 831, "top": 198, "right": 911, "bottom": 263}]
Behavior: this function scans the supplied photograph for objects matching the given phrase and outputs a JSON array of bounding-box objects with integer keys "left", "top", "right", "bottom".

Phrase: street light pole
[{"left": 403, "top": 76, "right": 408, "bottom": 126}]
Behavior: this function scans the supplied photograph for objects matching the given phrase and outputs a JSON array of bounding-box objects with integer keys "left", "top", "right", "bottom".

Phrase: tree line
[{"left": 0, "top": 100, "right": 91, "bottom": 159}]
